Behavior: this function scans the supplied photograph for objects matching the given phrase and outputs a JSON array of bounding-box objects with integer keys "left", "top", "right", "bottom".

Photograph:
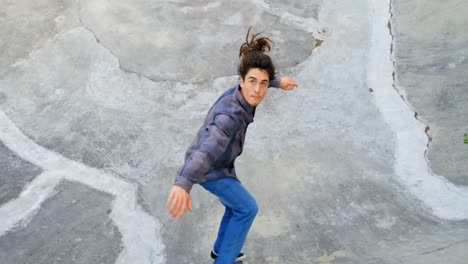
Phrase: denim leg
[
  {"left": 213, "top": 206, "right": 234, "bottom": 254},
  {"left": 200, "top": 177, "right": 258, "bottom": 264}
]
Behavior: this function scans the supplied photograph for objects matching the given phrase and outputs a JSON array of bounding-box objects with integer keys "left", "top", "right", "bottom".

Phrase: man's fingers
[
  {"left": 169, "top": 196, "right": 180, "bottom": 217},
  {"left": 166, "top": 192, "right": 174, "bottom": 208},
  {"left": 288, "top": 80, "right": 298, "bottom": 87},
  {"left": 167, "top": 193, "right": 176, "bottom": 217},
  {"left": 188, "top": 197, "right": 193, "bottom": 212},
  {"left": 281, "top": 77, "right": 298, "bottom": 90},
  {"left": 286, "top": 77, "right": 298, "bottom": 86},
  {"left": 166, "top": 188, "right": 192, "bottom": 219},
  {"left": 175, "top": 195, "right": 188, "bottom": 218},
  {"left": 176, "top": 199, "right": 184, "bottom": 218},
  {"left": 178, "top": 204, "right": 187, "bottom": 219},
  {"left": 177, "top": 197, "right": 189, "bottom": 218},
  {"left": 288, "top": 81, "right": 298, "bottom": 89},
  {"left": 174, "top": 196, "right": 183, "bottom": 216}
]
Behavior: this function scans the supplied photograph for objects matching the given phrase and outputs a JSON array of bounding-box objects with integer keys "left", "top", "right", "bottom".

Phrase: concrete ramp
[{"left": 1, "top": 0, "right": 467, "bottom": 263}]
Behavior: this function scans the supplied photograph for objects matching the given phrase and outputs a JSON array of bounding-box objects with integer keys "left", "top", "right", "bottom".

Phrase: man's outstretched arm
[{"left": 269, "top": 76, "right": 298, "bottom": 90}]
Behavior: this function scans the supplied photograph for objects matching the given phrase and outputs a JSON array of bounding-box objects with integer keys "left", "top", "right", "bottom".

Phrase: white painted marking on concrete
[
  {"left": 367, "top": 0, "right": 468, "bottom": 220},
  {"left": 0, "top": 110, "right": 166, "bottom": 263},
  {"left": 113, "top": 194, "right": 165, "bottom": 264},
  {"left": 179, "top": 1, "right": 222, "bottom": 14},
  {"left": 251, "top": 0, "right": 330, "bottom": 38},
  {"left": 0, "top": 171, "right": 62, "bottom": 236}
]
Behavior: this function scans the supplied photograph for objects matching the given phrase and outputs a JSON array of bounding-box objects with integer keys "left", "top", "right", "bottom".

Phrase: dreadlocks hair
[{"left": 238, "top": 26, "right": 276, "bottom": 81}]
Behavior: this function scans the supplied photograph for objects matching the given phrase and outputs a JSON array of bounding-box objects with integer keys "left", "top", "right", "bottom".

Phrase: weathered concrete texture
[
  {"left": 79, "top": 0, "right": 315, "bottom": 82},
  {"left": 0, "top": 27, "right": 234, "bottom": 182},
  {"left": 0, "top": 180, "right": 122, "bottom": 264},
  {"left": 363, "top": 226, "right": 468, "bottom": 264},
  {"left": 392, "top": 0, "right": 468, "bottom": 185},
  {"left": 0, "top": 142, "right": 42, "bottom": 205},
  {"left": 268, "top": 0, "right": 322, "bottom": 19},
  {"left": 1, "top": 0, "right": 468, "bottom": 263},
  {"left": 0, "top": 0, "right": 80, "bottom": 75}
]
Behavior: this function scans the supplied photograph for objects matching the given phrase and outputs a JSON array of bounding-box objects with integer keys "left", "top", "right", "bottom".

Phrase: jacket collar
[
  {"left": 235, "top": 84, "right": 256, "bottom": 123},
  {"left": 235, "top": 85, "right": 255, "bottom": 113}
]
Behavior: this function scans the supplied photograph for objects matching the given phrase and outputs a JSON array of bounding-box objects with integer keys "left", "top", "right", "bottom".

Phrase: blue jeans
[{"left": 200, "top": 177, "right": 258, "bottom": 264}]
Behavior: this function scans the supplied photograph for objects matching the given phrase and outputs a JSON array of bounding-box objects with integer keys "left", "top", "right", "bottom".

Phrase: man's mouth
[{"left": 252, "top": 95, "right": 261, "bottom": 99}]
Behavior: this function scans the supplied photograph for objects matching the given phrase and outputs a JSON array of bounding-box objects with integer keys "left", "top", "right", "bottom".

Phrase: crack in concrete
[
  {"left": 368, "top": 0, "right": 468, "bottom": 220},
  {"left": 394, "top": 238, "right": 468, "bottom": 260},
  {"left": 387, "top": 0, "right": 434, "bottom": 177},
  {"left": 363, "top": 238, "right": 468, "bottom": 263},
  {"left": 76, "top": 0, "right": 171, "bottom": 86},
  {"left": 76, "top": 0, "right": 324, "bottom": 87},
  {"left": 418, "top": 238, "right": 468, "bottom": 256}
]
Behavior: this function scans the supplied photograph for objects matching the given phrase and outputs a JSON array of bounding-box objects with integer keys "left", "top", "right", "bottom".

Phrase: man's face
[{"left": 239, "top": 68, "right": 269, "bottom": 107}]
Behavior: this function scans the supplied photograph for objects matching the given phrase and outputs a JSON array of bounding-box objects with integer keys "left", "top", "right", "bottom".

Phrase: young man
[{"left": 166, "top": 28, "right": 298, "bottom": 263}]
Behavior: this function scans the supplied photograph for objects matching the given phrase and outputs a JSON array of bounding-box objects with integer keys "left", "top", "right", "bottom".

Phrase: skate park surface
[{"left": 1, "top": 0, "right": 468, "bottom": 263}]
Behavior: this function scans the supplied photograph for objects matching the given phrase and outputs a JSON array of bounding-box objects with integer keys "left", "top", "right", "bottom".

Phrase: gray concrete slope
[
  {"left": 0, "top": 0, "right": 467, "bottom": 263},
  {"left": 392, "top": 0, "right": 468, "bottom": 185}
]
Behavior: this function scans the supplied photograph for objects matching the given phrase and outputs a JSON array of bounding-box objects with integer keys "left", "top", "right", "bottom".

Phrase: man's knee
[{"left": 241, "top": 198, "right": 258, "bottom": 218}]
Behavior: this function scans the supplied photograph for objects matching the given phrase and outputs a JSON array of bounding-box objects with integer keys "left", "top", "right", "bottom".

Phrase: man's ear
[{"left": 239, "top": 76, "right": 245, "bottom": 88}]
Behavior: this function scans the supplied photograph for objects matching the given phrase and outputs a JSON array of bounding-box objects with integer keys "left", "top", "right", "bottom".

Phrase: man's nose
[{"left": 253, "top": 83, "right": 261, "bottom": 92}]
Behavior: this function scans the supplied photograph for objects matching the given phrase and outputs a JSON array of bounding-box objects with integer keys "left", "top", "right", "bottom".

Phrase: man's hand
[
  {"left": 166, "top": 185, "right": 193, "bottom": 219},
  {"left": 279, "top": 76, "right": 298, "bottom": 90}
]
